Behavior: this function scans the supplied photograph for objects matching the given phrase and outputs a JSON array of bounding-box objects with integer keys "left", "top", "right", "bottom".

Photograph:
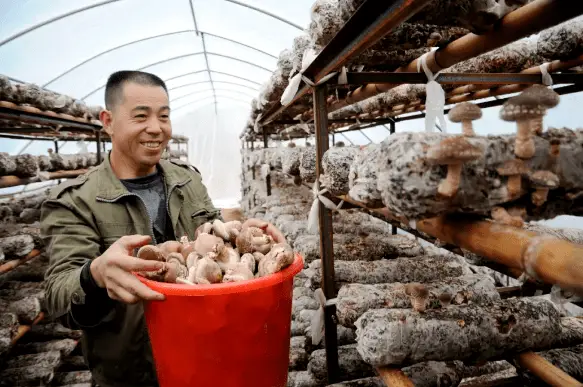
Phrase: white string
[
  {"left": 307, "top": 180, "right": 344, "bottom": 233},
  {"left": 310, "top": 288, "right": 338, "bottom": 345},
  {"left": 417, "top": 53, "right": 447, "bottom": 133},
  {"left": 539, "top": 63, "right": 554, "bottom": 86}
]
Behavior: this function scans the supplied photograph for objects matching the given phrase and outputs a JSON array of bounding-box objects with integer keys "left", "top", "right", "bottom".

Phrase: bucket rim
[{"left": 137, "top": 253, "right": 304, "bottom": 296}]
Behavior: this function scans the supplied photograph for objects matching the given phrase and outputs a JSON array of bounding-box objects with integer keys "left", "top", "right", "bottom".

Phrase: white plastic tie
[
  {"left": 260, "top": 163, "right": 270, "bottom": 180},
  {"left": 417, "top": 53, "right": 447, "bottom": 133},
  {"left": 310, "top": 289, "right": 338, "bottom": 345},
  {"left": 37, "top": 171, "right": 50, "bottom": 181},
  {"left": 281, "top": 48, "right": 339, "bottom": 106},
  {"left": 337, "top": 66, "right": 348, "bottom": 85},
  {"left": 307, "top": 181, "right": 343, "bottom": 233},
  {"left": 539, "top": 63, "right": 554, "bottom": 86}
]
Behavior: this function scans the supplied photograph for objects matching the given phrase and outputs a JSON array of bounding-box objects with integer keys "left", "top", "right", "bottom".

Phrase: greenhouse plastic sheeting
[{"left": 0, "top": 0, "right": 313, "bottom": 205}]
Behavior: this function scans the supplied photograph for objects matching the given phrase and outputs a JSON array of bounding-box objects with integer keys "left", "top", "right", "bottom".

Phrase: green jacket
[{"left": 40, "top": 155, "right": 221, "bottom": 387}]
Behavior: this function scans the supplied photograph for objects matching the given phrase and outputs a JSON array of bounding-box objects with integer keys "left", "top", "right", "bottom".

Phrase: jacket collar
[{"left": 95, "top": 152, "right": 191, "bottom": 201}]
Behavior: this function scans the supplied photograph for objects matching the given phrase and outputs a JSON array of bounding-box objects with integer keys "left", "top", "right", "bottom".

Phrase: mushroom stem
[
  {"left": 412, "top": 296, "right": 427, "bottom": 313},
  {"left": 515, "top": 119, "right": 535, "bottom": 159},
  {"left": 531, "top": 116, "right": 544, "bottom": 136},
  {"left": 532, "top": 188, "right": 549, "bottom": 207},
  {"left": 506, "top": 175, "right": 522, "bottom": 199},
  {"left": 491, "top": 207, "right": 524, "bottom": 228},
  {"left": 438, "top": 163, "right": 463, "bottom": 198},
  {"left": 461, "top": 121, "right": 475, "bottom": 136}
]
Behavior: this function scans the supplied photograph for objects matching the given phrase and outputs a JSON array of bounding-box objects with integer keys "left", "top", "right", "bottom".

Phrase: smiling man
[{"left": 40, "top": 70, "right": 284, "bottom": 387}]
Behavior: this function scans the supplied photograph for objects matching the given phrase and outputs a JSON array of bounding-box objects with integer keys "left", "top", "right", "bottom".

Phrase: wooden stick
[
  {"left": 0, "top": 249, "right": 41, "bottom": 274},
  {"left": 0, "top": 100, "right": 98, "bottom": 125},
  {"left": 377, "top": 368, "right": 414, "bottom": 387},
  {"left": 515, "top": 352, "right": 583, "bottom": 387}
]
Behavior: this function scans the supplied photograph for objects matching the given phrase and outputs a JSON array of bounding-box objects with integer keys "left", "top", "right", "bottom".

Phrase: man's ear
[{"left": 100, "top": 109, "right": 114, "bottom": 136}]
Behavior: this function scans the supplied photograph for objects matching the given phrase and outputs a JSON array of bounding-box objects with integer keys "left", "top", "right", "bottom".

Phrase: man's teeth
[{"left": 143, "top": 142, "right": 161, "bottom": 148}]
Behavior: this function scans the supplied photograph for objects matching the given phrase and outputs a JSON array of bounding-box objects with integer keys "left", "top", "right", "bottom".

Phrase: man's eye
[
  {"left": 160, "top": 115, "right": 169, "bottom": 119},
  {"left": 135, "top": 114, "right": 146, "bottom": 119}
]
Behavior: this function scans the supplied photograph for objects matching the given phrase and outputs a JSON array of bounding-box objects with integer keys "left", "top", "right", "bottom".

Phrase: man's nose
[{"left": 146, "top": 119, "right": 163, "bottom": 134}]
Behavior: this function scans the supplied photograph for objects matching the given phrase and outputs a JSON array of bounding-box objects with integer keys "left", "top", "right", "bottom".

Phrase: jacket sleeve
[
  {"left": 191, "top": 167, "right": 223, "bottom": 222},
  {"left": 41, "top": 191, "right": 115, "bottom": 329}
]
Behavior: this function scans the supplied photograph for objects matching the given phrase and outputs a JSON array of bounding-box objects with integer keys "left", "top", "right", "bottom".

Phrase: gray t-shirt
[{"left": 120, "top": 167, "right": 174, "bottom": 244}]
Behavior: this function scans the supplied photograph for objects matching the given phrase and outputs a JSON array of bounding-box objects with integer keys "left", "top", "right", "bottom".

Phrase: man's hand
[
  {"left": 90, "top": 235, "right": 165, "bottom": 304},
  {"left": 242, "top": 218, "right": 286, "bottom": 244}
]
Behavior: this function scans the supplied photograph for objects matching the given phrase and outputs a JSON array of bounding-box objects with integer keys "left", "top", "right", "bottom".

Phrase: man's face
[{"left": 104, "top": 82, "right": 172, "bottom": 168}]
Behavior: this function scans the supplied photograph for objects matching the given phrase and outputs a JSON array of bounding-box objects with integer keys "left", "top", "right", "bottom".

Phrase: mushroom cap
[
  {"left": 438, "top": 292, "right": 453, "bottom": 302},
  {"left": 405, "top": 283, "right": 429, "bottom": 298},
  {"left": 496, "top": 159, "right": 530, "bottom": 176},
  {"left": 529, "top": 170, "right": 559, "bottom": 188},
  {"left": 522, "top": 85, "right": 560, "bottom": 108},
  {"left": 448, "top": 102, "right": 482, "bottom": 123},
  {"left": 499, "top": 94, "right": 546, "bottom": 121},
  {"left": 426, "top": 137, "right": 483, "bottom": 164}
]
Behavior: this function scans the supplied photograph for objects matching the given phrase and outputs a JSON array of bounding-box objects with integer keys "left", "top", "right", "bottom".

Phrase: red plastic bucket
[{"left": 139, "top": 253, "right": 304, "bottom": 387}]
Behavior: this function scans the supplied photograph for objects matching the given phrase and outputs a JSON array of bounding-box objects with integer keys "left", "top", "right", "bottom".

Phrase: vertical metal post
[
  {"left": 96, "top": 131, "right": 102, "bottom": 164},
  {"left": 262, "top": 130, "right": 271, "bottom": 197},
  {"left": 54, "top": 140, "right": 59, "bottom": 154},
  {"left": 332, "top": 132, "right": 335, "bottom": 146},
  {"left": 389, "top": 120, "right": 398, "bottom": 235},
  {"left": 313, "top": 84, "right": 340, "bottom": 383},
  {"left": 250, "top": 140, "right": 256, "bottom": 180}
]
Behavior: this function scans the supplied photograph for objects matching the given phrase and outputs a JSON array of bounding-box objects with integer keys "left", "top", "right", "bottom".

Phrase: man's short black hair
[{"left": 104, "top": 70, "right": 168, "bottom": 110}]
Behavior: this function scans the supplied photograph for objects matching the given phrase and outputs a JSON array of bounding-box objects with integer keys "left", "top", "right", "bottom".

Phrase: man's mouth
[{"left": 142, "top": 141, "right": 162, "bottom": 149}]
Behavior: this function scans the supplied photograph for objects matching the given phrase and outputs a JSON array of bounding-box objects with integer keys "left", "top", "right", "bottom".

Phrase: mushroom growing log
[
  {"left": 0, "top": 235, "right": 35, "bottom": 258},
  {"left": 294, "top": 234, "right": 424, "bottom": 267},
  {"left": 4, "top": 350, "right": 61, "bottom": 370},
  {"left": 287, "top": 370, "right": 321, "bottom": 387},
  {"left": 13, "top": 154, "right": 39, "bottom": 178},
  {"left": 319, "top": 146, "right": 360, "bottom": 196},
  {"left": 51, "top": 371, "right": 93, "bottom": 385},
  {"left": 0, "top": 365, "right": 54, "bottom": 386},
  {"left": 306, "top": 255, "right": 471, "bottom": 291},
  {"left": 337, "top": 275, "right": 500, "bottom": 328},
  {"left": 308, "top": 344, "right": 375, "bottom": 383},
  {"left": 290, "top": 336, "right": 308, "bottom": 371},
  {"left": 348, "top": 144, "right": 384, "bottom": 208},
  {"left": 24, "top": 322, "right": 82, "bottom": 341},
  {"left": 299, "top": 148, "right": 317, "bottom": 184},
  {"left": 0, "top": 296, "right": 41, "bottom": 324},
  {"left": 11, "top": 339, "right": 78, "bottom": 357},
  {"left": 537, "top": 16, "right": 583, "bottom": 60},
  {"left": 355, "top": 298, "right": 573, "bottom": 367}
]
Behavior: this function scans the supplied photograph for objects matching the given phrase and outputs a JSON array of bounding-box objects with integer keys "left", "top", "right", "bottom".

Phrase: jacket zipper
[{"left": 96, "top": 193, "right": 157, "bottom": 245}]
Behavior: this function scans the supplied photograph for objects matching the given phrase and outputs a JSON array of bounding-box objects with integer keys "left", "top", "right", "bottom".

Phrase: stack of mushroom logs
[
  {"left": 0, "top": 151, "right": 100, "bottom": 182},
  {"left": 0, "top": 217, "right": 92, "bottom": 385},
  {"left": 240, "top": 150, "right": 574, "bottom": 386},
  {"left": 242, "top": 100, "right": 583, "bottom": 385}
]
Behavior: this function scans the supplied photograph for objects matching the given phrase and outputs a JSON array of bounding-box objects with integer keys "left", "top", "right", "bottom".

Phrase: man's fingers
[
  {"left": 117, "top": 235, "right": 152, "bottom": 251},
  {"left": 107, "top": 286, "right": 139, "bottom": 304},
  {"left": 242, "top": 218, "right": 267, "bottom": 231},
  {"left": 117, "top": 256, "right": 165, "bottom": 272},
  {"left": 123, "top": 275, "right": 165, "bottom": 302},
  {"left": 267, "top": 226, "right": 286, "bottom": 244}
]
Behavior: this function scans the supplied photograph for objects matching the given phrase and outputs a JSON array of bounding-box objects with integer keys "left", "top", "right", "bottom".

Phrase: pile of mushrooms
[{"left": 135, "top": 219, "right": 295, "bottom": 285}]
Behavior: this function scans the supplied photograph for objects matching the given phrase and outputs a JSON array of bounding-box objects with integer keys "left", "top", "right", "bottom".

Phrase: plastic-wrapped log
[
  {"left": 299, "top": 148, "right": 317, "bottom": 184},
  {"left": 37, "top": 155, "right": 51, "bottom": 171},
  {"left": 376, "top": 129, "right": 583, "bottom": 220},
  {"left": 0, "top": 336, "right": 10, "bottom": 360},
  {"left": 59, "top": 355, "right": 87, "bottom": 371},
  {"left": 352, "top": 48, "right": 429, "bottom": 72},
  {"left": 292, "top": 296, "right": 319, "bottom": 320},
  {"left": 349, "top": 144, "right": 384, "bottom": 207},
  {"left": 408, "top": 0, "right": 531, "bottom": 34},
  {"left": 306, "top": 254, "right": 471, "bottom": 291},
  {"left": 0, "top": 287, "right": 44, "bottom": 302},
  {"left": 24, "top": 323, "right": 82, "bottom": 342},
  {"left": 337, "top": 274, "right": 500, "bottom": 328},
  {"left": 308, "top": 344, "right": 374, "bottom": 383},
  {"left": 19, "top": 208, "right": 41, "bottom": 224},
  {"left": 0, "top": 313, "right": 18, "bottom": 337},
  {"left": 295, "top": 233, "right": 424, "bottom": 267},
  {"left": 282, "top": 148, "right": 303, "bottom": 176},
  {"left": 327, "top": 377, "right": 384, "bottom": 387},
  {"left": 0, "top": 234, "right": 34, "bottom": 258},
  {"left": 306, "top": 325, "right": 357, "bottom": 352},
  {"left": 56, "top": 383, "right": 92, "bottom": 387},
  {"left": 319, "top": 146, "right": 360, "bottom": 196},
  {"left": 51, "top": 371, "right": 93, "bottom": 385},
  {"left": 0, "top": 296, "right": 41, "bottom": 324},
  {"left": 538, "top": 16, "right": 583, "bottom": 60},
  {"left": 287, "top": 370, "right": 322, "bottom": 387},
  {"left": 355, "top": 298, "right": 566, "bottom": 367},
  {"left": 445, "top": 40, "right": 543, "bottom": 75},
  {"left": 459, "top": 368, "right": 518, "bottom": 387},
  {"left": 551, "top": 317, "right": 583, "bottom": 348},
  {"left": 4, "top": 350, "right": 61, "bottom": 369},
  {"left": 524, "top": 223, "right": 583, "bottom": 245},
  {"left": 402, "top": 360, "right": 513, "bottom": 387},
  {"left": 0, "top": 153, "right": 16, "bottom": 176},
  {"left": 290, "top": 336, "right": 308, "bottom": 371},
  {"left": 308, "top": 0, "right": 341, "bottom": 48},
  {"left": 291, "top": 320, "right": 310, "bottom": 337},
  {"left": 519, "top": 344, "right": 583, "bottom": 385},
  {"left": 13, "top": 154, "right": 39, "bottom": 178},
  {"left": 0, "top": 365, "right": 54, "bottom": 386},
  {"left": 12, "top": 339, "right": 78, "bottom": 357},
  {"left": 0, "top": 223, "right": 43, "bottom": 250}
]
